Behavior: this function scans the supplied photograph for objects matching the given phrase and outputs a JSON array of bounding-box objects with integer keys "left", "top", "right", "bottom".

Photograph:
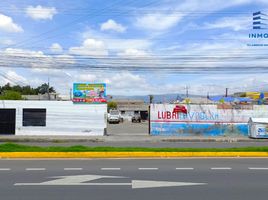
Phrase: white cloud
[
  {"left": 203, "top": 16, "right": 250, "bottom": 31},
  {"left": 76, "top": 74, "right": 97, "bottom": 82},
  {"left": 134, "top": 0, "right": 268, "bottom": 33},
  {"left": 0, "top": 13, "right": 23, "bottom": 33},
  {"left": 136, "top": 13, "right": 183, "bottom": 31},
  {"left": 50, "top": 43, "right": 63, "bottom": 53},
  {"left": 0, "top": 39, "right": 15, "bottom": 45},
  {"left": 117, "top": 48, "right": 149, "bottom": 57},
  {"left": 0, "top": 70, "right": 28, "bottom": 85},
  {"left": 1, "top": 48, "right": 75, "bottom": 69},
  {"left": 82, "top": 28, "right": 152, "bottom": 51},
  {"left": 108, "top": 72, "right": 149, "bottom": 92},
  {"left": 55, "top": 54, "right": 75, "bottom": 65},
  {"left": 100, "top": 19, "right": 126, "bottom": 33},
  {"left": 7, "top": 71, "right": 28, "bottom": 84},
  {"left": 26, "top": 5, "right": 57, "bottom": 20},
  {"left": 69, "top": 38, "right": 108, "bottom": 56}
]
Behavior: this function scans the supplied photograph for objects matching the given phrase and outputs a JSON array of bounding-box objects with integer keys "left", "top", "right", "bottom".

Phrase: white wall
[
  {"left": 0, "top": 101, "right": 107, "bottom": 136},
  {"left": 150, "top": 104, "right": 268, "bottom": 136}
]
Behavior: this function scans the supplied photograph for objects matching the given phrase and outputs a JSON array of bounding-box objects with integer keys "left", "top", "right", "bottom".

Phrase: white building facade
[{"left": 0, "top": 101, "right": 107, "bottom": 136}]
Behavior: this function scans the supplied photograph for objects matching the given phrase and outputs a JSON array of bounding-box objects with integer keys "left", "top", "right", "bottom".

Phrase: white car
[{"left": 107, "top": 110, "right": 121, "bottom": 124}]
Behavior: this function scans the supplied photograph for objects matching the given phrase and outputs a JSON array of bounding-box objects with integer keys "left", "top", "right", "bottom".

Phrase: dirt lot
[{"left": 107, "top": 120, "right": 149, "bottom": 136}]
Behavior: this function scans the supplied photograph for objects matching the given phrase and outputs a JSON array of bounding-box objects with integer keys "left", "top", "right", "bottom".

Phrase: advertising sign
[
  {"left": 73, "top": 83, "right": 107, "bottom": 104},
  {"left": 256, "top": 125, "right": 268, "bottom": 137},
  {"left": 150, "top": 104, "right": 268, "bottom": 136}
]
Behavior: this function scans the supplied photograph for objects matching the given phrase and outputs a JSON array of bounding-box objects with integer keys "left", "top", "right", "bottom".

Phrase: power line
[
  {"left": 1, "top": 0, "right": 161, "bottom": 51},
  {"left": 1, "top": 0, "right": 129, "bottom": 50}
]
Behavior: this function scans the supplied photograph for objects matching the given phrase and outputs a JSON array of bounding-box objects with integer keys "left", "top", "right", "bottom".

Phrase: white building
[{"left": 0, "top": 101, "right": 107, "bottom": 136}]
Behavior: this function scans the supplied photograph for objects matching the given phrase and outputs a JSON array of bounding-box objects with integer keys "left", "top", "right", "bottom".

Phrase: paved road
[{"left": 1, "top": 159, "right": 268, "bottom": 200}]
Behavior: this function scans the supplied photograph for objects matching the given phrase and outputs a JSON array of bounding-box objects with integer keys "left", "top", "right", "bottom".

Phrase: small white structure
[
  {"left": 0, "top": 101, "right": 107, "bottom": 136},
  {"left": 248, "top": 118, "right": 268, "bottom": 138}
]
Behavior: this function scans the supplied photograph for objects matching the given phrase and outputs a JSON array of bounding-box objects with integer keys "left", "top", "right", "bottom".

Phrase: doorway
[{"left": 0, "top": 109, "right": 16, "bottom": 135}]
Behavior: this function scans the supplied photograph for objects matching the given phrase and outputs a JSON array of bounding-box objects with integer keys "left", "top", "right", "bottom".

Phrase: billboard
[{"left": 72, "top": 83, "right": 107, "bottom": 104}]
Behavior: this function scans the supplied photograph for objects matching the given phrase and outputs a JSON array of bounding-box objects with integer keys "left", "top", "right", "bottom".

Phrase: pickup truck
[{"left": 107, "top": 110, "right": 121, "bottom": 124}]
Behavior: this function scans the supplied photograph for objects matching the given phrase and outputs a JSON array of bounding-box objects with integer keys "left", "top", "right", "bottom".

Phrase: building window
[{"left": 23, "top": 109, "right": 46, "bottom": 126}]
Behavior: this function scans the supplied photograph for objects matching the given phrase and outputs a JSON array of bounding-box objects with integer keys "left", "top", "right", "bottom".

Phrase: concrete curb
[{"left": 0, "top": 152, "right": 268, "bottom": 158}]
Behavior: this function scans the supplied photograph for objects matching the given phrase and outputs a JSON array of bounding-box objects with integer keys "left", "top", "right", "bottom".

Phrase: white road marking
[
  {"left": 249, "top": 167, "right": 268, "bottom": 170},
  {"left": 138, "top": 168, "right": 159, "bottom": 170},
  {"left": 176, "top": 168, "right": 194, "bottom": 170},
  {"left": 101, "top": 168, "right": 121, "bottom": 170},
  {"left": 26, "top": 168, "right": 46, "bottom": 171},
  {"left": 14, "top": 174, "right": 207, "bottom": 189},
  {"left": 0, "top": 168, "right": 10, "bottom": 171},
  {"left": 132, "top": 180, "right": 207, "bottom": 189},
  {"left": 64, "top": 168, "right": 83, "bottom": 171},
  {"left": 211, "top": 167, "right": 232, "bottom": 170}
]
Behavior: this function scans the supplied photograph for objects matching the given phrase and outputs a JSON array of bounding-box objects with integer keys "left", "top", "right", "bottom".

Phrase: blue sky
[{"left": 1, "top": 0, "right": 268, "bottom": 97}]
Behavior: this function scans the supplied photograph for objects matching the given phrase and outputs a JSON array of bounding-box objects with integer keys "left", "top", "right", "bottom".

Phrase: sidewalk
[{"left": 0, "top": 135, "right": 266, "bottom": 143}]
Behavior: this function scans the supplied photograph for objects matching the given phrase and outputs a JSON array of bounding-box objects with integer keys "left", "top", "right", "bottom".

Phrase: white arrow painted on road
[
  {"left": 14, "top": 174, "right": 207, "bottom": 189},
  {"left": 132, "top": 180, "right": 206, "bottom": 189}
]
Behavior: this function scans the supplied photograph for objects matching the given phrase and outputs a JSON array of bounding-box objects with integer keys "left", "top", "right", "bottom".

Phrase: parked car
[
  {"left": 132, "top": 113, "right": 141, "bottom": 123},
  {"left": 107, "top": 110, "right": 120, "bottom": 124}
]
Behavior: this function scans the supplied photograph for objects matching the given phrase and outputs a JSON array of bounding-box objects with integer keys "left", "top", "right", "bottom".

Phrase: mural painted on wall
[{"left": 150, "top": 104, "right": 268, "bottom": 136}]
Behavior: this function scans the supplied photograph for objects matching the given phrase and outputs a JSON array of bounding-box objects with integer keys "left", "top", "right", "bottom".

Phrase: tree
[
  {"left": 0, "top": 83, "right": 11, "bottom": 93},
  {"left": 0, "top": 83, "right": 57, "bottom": 96},
  {"left": 0, "top": 91, "right": 22, "bottom": 100},
  {"left": 107, "top": 101, "right": 117, "bottom": 112},
  {"left": 36, "top": 83, "right": 56, "bottom": 94}
]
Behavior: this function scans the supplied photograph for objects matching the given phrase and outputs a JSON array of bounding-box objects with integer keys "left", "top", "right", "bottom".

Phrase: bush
[{"left": 0, "top": 90, "right": 22, "bottom": 100}]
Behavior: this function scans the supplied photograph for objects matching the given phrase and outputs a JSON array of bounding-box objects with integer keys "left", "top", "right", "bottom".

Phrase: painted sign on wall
[
  {"left": 73, "top": 83, "right": 107, "bottom": 104},
  {"left": 150, "top": 104, "right": 268, "bottom": 136}
]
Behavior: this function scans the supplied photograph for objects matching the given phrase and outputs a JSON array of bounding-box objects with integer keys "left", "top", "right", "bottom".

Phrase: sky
[{"left": 1, "top": 0, "right": 268, "bottom": 98}]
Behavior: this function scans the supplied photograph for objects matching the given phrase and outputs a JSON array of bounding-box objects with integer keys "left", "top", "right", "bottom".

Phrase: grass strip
[{"left": 0, "top": 143, "right": 268, "bottom": 152}]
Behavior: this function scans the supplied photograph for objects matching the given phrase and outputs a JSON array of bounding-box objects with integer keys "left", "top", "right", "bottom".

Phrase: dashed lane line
[
  {"left": 0, "top": 168, "right": 11, "bottom": 171},
  {"left": 26, "top": 168, "right": 46, "bottom": 171},
  {"left": 175, "top": 168, "right": 194, "bottom": 170},
  {"left": 138, "top": 168, "right": 159, "bottom": 170},
  {"left": 64, "top": 168, "right": 83, "bottom": 171},
  {"left": 211, "top": 168, "right": 232, "bottom": 170},
  {"left": 249, "top": 167, "right": 268, "bottom": 170},
  {"left": 101, "top": 168, "right": 121, "bottom": 170}
]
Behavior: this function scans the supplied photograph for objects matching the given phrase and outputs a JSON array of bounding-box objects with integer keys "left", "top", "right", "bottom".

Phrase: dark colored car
[{"left": 132, "top": 113, "right": 141, "bottom": 123}]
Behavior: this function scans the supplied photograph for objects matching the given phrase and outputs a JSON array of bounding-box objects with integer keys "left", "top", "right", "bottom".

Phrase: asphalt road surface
[{"left": 1, "top": 158, "right": 268, "bottom": 200}]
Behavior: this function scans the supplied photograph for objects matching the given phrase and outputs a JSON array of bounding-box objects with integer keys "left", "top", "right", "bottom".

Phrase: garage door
[{"left": 0, "top": 109, "right": 16, "bottom": 135}]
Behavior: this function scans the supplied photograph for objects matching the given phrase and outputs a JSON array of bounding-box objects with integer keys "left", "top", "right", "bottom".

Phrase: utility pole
[
  {"left": 225, "top": 88, "right": 228, "bottom": 97},
  {"left": 149, "top": 95, "right": 153, "bottom": 104},
  {"left": 185, "top": 86, "right": 189, "bottom": 98},
  {"left": 69, "top": 88, "right": 72, "bottom": 100}
]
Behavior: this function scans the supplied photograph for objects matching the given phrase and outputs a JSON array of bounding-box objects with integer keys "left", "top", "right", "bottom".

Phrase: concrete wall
[
  {"left": 150, "top": 104, "right": 268, "bottom": 136},
  {"left": 0, "top": 101, "right": 107, "bottom": 136}
]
